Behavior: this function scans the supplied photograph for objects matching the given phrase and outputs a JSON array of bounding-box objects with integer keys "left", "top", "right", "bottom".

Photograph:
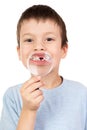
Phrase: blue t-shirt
[{"left": 0, "top": 78, "right": 87, "bottom": 130}]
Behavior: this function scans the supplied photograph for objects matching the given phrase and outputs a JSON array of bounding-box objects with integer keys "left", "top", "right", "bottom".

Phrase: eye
[
  {"left": 46, "top": 38, "right": 54, "bottom": 42},
  {"left": 24, "top": 38, "right": 33, "bottom": 43}
]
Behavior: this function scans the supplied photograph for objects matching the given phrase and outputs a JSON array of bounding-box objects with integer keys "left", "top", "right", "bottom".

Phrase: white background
[{"left": 0, "top": 0, "right": 87, "bottom": 117}]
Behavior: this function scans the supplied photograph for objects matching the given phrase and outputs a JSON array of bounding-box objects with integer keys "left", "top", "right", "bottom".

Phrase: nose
[{"left": 33, "top": 40, "right": 46, "bottom": 51}]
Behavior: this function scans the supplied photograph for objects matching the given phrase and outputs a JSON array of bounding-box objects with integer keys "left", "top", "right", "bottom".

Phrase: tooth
[
  {"left": 36, "top": 57, "right": 40, "bottom": 60},
  {"left": 44, "top": 55, "right": 50, "bottom": 61},
  {"left": 32, "top": 56, "right": 40, "bottom": 61},
  {"left": 30, "top": 54, "right": 51, "bottom": 61}
]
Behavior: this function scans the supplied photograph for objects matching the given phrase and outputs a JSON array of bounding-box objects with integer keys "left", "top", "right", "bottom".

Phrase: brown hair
[{"left": 17, "top": 5, "right": 68, "bottom": 47}]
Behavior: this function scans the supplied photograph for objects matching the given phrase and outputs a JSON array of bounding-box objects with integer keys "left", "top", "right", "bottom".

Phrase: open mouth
[
  {"left": 27, "top": 52, "right": 53, "bottom": 76},
  {"left": 29, "top": 53, "right": 51, "bottom": 66},
  {"left": 30, "top": 54, "right": 50, "bottom": 61}
]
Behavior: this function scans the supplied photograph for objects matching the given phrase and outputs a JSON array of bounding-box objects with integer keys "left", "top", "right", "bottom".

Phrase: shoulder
[
  {"left": 63, "top": 78, "right": 87, "bottom": 96},
  {"left": 4, "top": 83, "right": 22, "bottom": 97},
  {"left": 64, "top": 78, "right": 87, "bottom": 90},
  {"left": 0, "top": 84, "right": 23, "bottom": 129},
  {"left": 3, "top": 83, "right": 23, "bottom": 107}
]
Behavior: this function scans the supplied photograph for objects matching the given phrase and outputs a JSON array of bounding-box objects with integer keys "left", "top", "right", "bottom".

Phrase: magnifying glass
[{"left": 27, "top": 52, "right": 53, "bottom": 77}]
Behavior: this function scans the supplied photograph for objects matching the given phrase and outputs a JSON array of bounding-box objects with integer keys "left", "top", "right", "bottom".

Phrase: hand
[{"left": 20, "top": 76, "right": 44, "bottom": 112}]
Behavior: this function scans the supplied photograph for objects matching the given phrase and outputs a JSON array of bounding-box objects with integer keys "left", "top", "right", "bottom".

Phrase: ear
[
  {"left": 17, "top": 46, "right": 21, "bottom": 60},
  {"left": 61, "top": 43, "right": 68, "bottom": 58}
]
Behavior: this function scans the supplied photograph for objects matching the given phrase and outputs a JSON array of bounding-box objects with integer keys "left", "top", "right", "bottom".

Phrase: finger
[
  {"left": 20, "top": 78, "right": 44, "bottom": 94},
  {"left": 30, "top": 81, "right": 44, "bottom": 92},
  {"left": 22, "top": 81, "right": 44, "bottom": 93},
  {"left": 35, "top": 95, "right": 44, "bottom": 104},
  {"left": 22, "top": 76, "right": 41, "bottom": 89},
  {"left": 31, "top": 89, "right": 43, "bottom": 98}
]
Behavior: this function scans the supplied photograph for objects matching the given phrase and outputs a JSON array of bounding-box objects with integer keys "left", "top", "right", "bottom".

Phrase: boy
[{"left": 0, "top": 4, "right": 87, "bottom": 130}]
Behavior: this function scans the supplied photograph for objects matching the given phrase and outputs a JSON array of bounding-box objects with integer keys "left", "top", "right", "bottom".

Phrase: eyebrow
[
  {"left": 22, "top": 32, "right": 56, "bottom": 37},
  {"left": 22, "top": 33, "right": 34, "bottom": 37}
]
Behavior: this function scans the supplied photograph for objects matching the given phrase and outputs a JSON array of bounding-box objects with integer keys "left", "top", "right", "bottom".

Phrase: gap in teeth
[
  {"left": 31, "top": 56, "right": 44, "bottom": 61},
  {"left": 30, "top": 55, "right": 50, "bottom": 61}
]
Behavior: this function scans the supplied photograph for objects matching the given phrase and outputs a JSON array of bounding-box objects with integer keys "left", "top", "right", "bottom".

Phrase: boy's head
[{"left": 17, "top": 4, "right": 68, "bottom": 47}]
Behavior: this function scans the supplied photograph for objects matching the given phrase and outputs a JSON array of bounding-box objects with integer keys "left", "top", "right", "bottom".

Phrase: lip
[{"left": 29, "top": 59, "right": 50, "bottom": 66}]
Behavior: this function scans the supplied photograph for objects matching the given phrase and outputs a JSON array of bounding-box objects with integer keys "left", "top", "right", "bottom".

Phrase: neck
[{"left": 41, "top": 72, "right": 62, "bottom": 89}]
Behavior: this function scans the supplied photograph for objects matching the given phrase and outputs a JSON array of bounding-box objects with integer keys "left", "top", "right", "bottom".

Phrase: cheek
[
  {"left": 19, "top": 46, "right": 31, "bottom": 67},
  {"left": 50, "top": 48, "right": 62, "bottom": 66}
]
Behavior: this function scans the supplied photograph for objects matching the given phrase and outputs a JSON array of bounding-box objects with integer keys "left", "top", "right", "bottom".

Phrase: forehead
[{"left": 20, "top": 18, "right": 61, "bottom": 36}]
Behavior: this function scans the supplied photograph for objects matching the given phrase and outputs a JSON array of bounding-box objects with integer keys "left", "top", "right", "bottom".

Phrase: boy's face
[{"left": 17, "top": 18, "right": 68, "bottom": 73}]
